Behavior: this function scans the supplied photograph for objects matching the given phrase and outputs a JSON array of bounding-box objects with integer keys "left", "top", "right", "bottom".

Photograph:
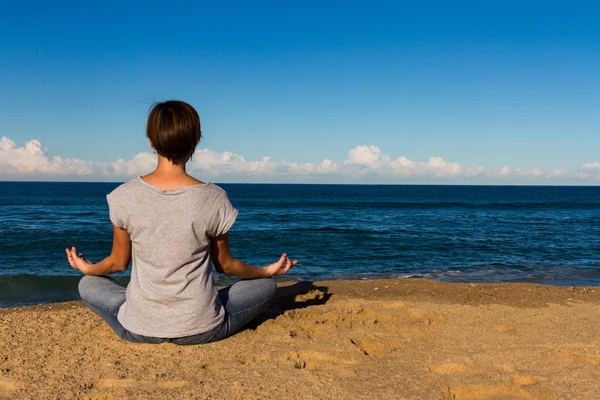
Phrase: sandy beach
[{"left": 1, "top": 278, "right": 600, "bottom": 399}]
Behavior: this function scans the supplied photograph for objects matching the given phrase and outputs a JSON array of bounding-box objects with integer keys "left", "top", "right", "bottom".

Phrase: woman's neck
[
  {"left": 154, "top": 156, "right": 187, "bottom": 176},
  {"left": 141, "top": 155, "right": 204, "bottom": 190}
]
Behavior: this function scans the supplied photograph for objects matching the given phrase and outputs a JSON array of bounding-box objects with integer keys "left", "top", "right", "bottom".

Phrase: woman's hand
[
  {"left": 65, "top": 246, "right": 93, "bottom": 274},
  {"left": 65, "top": 226, "right": 130, "bottom": 276},
  {"left": 211, "top": 233, "right": 297, "bottom": 278},
  {"left": 263, "top": 254, "right": 298, "bottom": 277}
]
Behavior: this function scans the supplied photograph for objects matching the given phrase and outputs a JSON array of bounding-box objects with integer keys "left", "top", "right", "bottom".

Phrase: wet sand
[{"left": 1, "top": 278, "right": 600, "bottom": 399}]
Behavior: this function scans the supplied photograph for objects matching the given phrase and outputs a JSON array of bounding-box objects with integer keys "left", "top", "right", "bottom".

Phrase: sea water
[{"left": 1, "top": 182, "right": 600, "bottom": 306}]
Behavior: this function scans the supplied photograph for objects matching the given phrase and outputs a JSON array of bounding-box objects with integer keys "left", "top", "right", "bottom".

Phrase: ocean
[{"left": 1, "top": 182, "right": 600, "bottom": 307}]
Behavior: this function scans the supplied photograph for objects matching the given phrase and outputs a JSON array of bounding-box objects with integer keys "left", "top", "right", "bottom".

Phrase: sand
[{"left": 1, "top": 278, "right": 600, "bottom": 399}]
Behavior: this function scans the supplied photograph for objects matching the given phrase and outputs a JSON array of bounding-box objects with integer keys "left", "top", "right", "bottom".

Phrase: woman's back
[{"left": 108, "top": 177, "right": 238, "bottom": 337}]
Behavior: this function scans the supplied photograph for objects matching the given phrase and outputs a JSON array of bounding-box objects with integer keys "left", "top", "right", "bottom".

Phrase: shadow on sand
[{"left": 244, "top": 281, "right": 332, "bottom": 330}]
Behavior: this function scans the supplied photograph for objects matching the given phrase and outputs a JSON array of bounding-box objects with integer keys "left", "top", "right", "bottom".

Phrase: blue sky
[{"left": 1, "top": 1, "right": 599, "bottom": 183}]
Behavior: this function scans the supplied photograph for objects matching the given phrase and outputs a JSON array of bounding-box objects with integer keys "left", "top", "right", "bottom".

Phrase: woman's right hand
[{"left": 263, "top": 254, "right": 297, "bottom": 276}]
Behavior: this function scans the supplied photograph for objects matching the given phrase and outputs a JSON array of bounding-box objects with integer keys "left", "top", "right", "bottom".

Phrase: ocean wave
[
  {"left": 0, "top": 275, "right": 129, "bottom": 308},
  {"left": 239, "top": 200, "right": 600, "bottom": 211}
]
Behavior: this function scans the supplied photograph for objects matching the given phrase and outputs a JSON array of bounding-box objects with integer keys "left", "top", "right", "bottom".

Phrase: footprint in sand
[
  {"left": 511, "top": 375, "right": 543, "bottom": 386},
  {"left": 406, "top": 308, "right": 446, "bottom": 326},
  {"left": 349, "top": 337, "right": 386, "bottom": 358},
  {"left": 287, "top": 350, "right": 356, "bottom": 370}
]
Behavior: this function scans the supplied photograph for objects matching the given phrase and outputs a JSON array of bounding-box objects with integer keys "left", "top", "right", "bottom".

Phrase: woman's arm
[
  {"left": 66, "top": 224, "right": 132, "bottom": 275},
  {"left": 210, "top": 233, "right": 297, "bottom": 278}
]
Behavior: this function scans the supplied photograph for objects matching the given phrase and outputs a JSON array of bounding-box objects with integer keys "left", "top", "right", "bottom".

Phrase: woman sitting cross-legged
[{"left": 65, "top": 100, "right": 297, "bottom": 345}]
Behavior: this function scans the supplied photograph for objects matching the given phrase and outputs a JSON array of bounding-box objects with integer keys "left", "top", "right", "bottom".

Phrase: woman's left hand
[
  {"left": 263, "top": 254, "right": 298, "bottom": 277},
  {"left": 65, "top": 246, "right": 93, "bottom": 273}
]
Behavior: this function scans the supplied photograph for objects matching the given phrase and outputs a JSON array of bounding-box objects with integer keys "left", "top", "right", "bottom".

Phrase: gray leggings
[{"left": 78, "top": 275, "right": 276, "bottom": 345}]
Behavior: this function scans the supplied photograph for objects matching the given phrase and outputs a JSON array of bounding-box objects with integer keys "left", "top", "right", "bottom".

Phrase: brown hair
[{"left": 146, "top": 100, "right": 201, "bottom": 165}]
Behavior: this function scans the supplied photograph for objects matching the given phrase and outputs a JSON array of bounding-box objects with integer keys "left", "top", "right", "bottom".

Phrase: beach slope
[{"left": 1, "top": 278, "right": 600, "bottom": 399}]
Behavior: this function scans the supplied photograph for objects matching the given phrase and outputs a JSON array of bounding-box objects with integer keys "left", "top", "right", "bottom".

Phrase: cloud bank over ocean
[{"left": 0, "top": 136, "right": 594, "bottom": 184}]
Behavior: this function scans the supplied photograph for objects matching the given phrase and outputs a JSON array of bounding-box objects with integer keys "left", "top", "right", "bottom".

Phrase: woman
[{"left": 65, "top": 100, "right": 297, "bottom": 345}]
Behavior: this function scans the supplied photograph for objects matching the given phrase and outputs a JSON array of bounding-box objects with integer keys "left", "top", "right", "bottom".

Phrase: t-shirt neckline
[{"left": 136, "top": 176, "right": 211, "bottom": 195}]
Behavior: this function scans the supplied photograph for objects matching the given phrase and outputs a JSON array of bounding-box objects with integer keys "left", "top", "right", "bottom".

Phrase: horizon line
[{"left": 0, "top": 180, "right": 596, "bottom": 188}]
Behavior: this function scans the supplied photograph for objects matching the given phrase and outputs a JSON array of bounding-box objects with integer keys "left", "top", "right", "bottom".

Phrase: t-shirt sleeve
[
  {"left": 106, "top": 191, "right": 127, "bottom": 230},
  {"left": 208, "top": 191, "right": 238, "bottom": 237}
]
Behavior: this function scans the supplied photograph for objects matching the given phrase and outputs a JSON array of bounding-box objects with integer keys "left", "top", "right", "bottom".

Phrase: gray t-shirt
[{"left": 106, "top": 177, "right": 238, "bottom": 338}]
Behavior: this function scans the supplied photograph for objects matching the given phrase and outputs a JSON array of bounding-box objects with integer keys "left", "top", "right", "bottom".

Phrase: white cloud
[
  {"left": 345, "top": 145, "right": 389, "bottom": 167},
  {"left": 425, "top": 156, "right": 464, "bottom": 177},
  {"left": 547, "top": 169, "right": 566, "bottom": 177},
  {"left": 0, "top": 136, "right": 597, "bottom": 184},
  {"left": 108, "top": 152, "right": 155, "bottom": 177},
  {"left": 191, "top": 149, "right": 247, "bottom": 170},
  {"left": 390, "top": 156, "right": 414, "bottom": 172},
  {"left": 578, "top": 162, "right": 600, "bottom": 179},
  {"left": 581, "top": 162, "right": 600, "bottom": 171},
  {"left": 498, "top": 166, "right": 512, "bottom": 176},
  {"left": 0, "top": 137, "right": 96, "bottom": 176},
  {"left": 525, "top": 168, "right": 545, "bottom": 178}
]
